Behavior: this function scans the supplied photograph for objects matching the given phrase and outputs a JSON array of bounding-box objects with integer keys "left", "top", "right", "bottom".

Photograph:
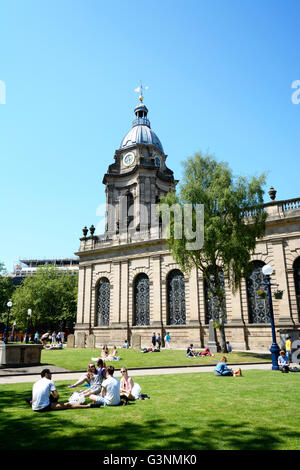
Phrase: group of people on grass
[
  {"left": 100, "top": 344, "right": 120, "bottom": 361},
  {"left": 40, "top": 330, "right": 64, "bottom": 349},
  {"left": 27, "top": 358, "right": 147, "bottom": 413}
]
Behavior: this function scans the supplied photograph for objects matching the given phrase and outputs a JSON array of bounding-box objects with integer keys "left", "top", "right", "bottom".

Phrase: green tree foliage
[
  {"left": 0, "top": 262, "right": 15, "bottom": 315},
  {"left": 160, "top": 152, "right": 267, "bottom": 352},
  {"left": 12, "top": 265, "right": 78, "bottom": 332}
]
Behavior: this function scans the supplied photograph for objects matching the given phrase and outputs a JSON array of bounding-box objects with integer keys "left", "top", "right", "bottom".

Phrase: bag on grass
[
  {"left": 131, "top": 383, "right": 142, "bottom": 400},
  {"left": 68, "top": 392, "right": 86, "bottom": 405}
]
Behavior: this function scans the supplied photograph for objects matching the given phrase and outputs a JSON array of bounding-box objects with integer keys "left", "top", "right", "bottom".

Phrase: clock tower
[{"left": 102, "top": 94, "right": 177, "bottom": 240}]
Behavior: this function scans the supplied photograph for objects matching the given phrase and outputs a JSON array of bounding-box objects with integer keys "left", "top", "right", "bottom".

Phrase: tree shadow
[{"left": 0, "top": 388, "right": 296, "bottom": 451}]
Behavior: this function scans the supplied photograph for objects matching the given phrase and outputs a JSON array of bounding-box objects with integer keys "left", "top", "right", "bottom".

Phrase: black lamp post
[
  {"left": 25, "top": 309, "right": 32, "bottom": 344},
  {"left": 4, "top": 301, "right": 12, "bottom": 344},
  {"left": 262, "top": 264, "right": 280, "bottom": 370}
]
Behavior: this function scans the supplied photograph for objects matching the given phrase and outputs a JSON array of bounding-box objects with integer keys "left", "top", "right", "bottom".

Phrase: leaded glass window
[
  {"left": 246, "top": 261, "right": 270, "bottom": 324},
  {"left": 133, "top": 273, "right": 150, "bottom": 326},
  {"left": 96, "top": 277, "right": 110, "bottom": 326},
  {"left": 167, "top": 269, "right": 186, "bottom": 325},
  {"left": 293, "top": 257, "right": 300, "bottom": 321},
  {"left": 204, "top": 269, "right": 226, "bottom": 324}
]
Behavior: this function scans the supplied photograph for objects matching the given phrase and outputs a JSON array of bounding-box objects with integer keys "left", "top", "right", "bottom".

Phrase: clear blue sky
[{"left": 1, "top": 0, "right": 299, "bottom": 272}]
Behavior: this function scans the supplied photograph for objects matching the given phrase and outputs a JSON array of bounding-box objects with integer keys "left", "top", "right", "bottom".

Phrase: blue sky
[{"left": 1, "top": 0, "right": 299, "bottom": 272}]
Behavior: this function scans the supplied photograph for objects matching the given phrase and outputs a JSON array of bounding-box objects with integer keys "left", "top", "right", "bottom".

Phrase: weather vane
[{"left": 134, "top": 81, "right": 149, "bottom": 102}]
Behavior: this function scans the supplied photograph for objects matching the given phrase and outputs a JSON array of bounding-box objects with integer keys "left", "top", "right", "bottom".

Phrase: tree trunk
[{"left": 219, "top": 322, "right": 228, "bottom": 353}]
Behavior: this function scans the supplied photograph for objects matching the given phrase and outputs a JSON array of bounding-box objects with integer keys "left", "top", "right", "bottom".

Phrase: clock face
[{"left": 123, "top": 152, "right": 135, "bottom": 166}]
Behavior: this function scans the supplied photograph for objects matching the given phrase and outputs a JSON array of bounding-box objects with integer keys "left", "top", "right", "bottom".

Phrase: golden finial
[{"left": 135, "top": 81, "right": 148, "bottom": 102}]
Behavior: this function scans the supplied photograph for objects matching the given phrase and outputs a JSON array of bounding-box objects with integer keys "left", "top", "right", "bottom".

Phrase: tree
[
  {"left": 0, "top": 262, "right": 15, "bottom": 320},
  {"left": 12, "top": 265, "right": 78, "bottom": 333},
  {"left": 160, "top": 152, "right": 267, "bottom": 352}
]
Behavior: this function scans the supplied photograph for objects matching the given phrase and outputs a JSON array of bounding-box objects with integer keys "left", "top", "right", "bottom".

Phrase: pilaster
[
  {"left": 272, "top": 240, "right": 293, "bottom": 324},
  {"left": 151, "top": 255, "right": 162, "bottom": 326}
]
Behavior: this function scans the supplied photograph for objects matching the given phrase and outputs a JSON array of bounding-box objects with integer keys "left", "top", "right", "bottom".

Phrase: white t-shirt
[
  {"left": 32, "top": 377, "right": 56, "bottom": 410},
  {"left": 101, "top": 376, "right": 120, "bottom": 406}
]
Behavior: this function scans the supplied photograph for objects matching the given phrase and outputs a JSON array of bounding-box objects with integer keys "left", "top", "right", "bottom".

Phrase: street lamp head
[
  {"left": 262, "top": 264, "right": 273, "bottom": 276},
  {"left": 27, "top": 309, "right": 32, "bottom": 316},
  {"left": 7, "top": 301, "right": 12, "bottom": 308}
]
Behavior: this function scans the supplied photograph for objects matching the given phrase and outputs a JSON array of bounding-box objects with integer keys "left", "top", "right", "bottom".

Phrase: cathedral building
[{"left": 74, "top": 94, "right": 300, "bottom": 350}]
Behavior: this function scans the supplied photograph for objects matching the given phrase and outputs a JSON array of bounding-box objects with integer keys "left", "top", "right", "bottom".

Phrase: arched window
[
  {"left": 167, "top": 269, "right": 186, "bottom": 325},
  {"left": 246, "top": 261, "right": 270, "bottom": 323},
  {"left": 204, "top": 268, "right": 226, "bottom": 324},
  {"left": 293, "top": 257, "right": 300, "bottom": 320},
  {"left": 133, "top": 273, "right": 150, "bottom": 326},
  {"left": 96, "top": 277, "right": 110, "bottom": 326}
]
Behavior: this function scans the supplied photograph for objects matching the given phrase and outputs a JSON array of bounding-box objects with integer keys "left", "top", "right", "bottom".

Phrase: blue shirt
[
  {"left": 278, "top": 356, "right": 288, "bottom": 366},
  {"left": 214, "top": 362, "right": 230, "bottom": 374}
]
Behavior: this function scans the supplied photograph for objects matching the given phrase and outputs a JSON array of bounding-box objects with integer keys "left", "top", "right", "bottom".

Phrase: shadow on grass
[{"left": 0, "top": 388, "right": 296, "bottom": 451}]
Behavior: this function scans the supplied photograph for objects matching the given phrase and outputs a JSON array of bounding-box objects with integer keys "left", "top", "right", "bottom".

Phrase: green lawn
[
  {"left": 41, "top": 347, "right": 271, "bottom": 371},
  {"left": 1, "top": 370, "right": 299, "bottom": 450}
]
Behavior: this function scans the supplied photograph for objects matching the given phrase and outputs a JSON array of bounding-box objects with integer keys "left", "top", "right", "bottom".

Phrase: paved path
[{"left": 0, "top": 362, "right": 273, "bottom": 385}]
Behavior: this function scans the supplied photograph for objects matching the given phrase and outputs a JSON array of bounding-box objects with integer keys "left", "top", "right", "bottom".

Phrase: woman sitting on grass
[
  {"left": 120, "top": 367, "right": 135, "bottom": 401},
  {"left": 67, "top": 363, "right": 103, "bottom": 397},
  {"left": 96, "top": 358, "right": 107, "bottom": 382},
  {"left": 214, "top": 356, "right": 242, "bottom": 377},
  {"left": 107, "top": 345, "right": 120, "bottom": 361},
  {"left": 101, "top": 344, "right": 109, "bottom": 359},
  {"left": 199, "top": 347, "right": 214, "bottom": 357},
  {"left": 120, "top": 367, "right": 145, "bottom": 401}
]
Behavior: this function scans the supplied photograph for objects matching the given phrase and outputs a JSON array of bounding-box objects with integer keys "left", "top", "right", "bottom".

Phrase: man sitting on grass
[
  {"left": 186, "top": 344, "right": 197, "bottom": 357},
  {"left": 89, "top": 365, "right": 121, "bottom": 407},
  {"left": 26, "top": 369, "right": 99, "bottom": 412}
]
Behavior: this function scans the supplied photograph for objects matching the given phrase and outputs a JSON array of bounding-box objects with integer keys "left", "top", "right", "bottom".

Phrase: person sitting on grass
[
  {"left": 96, "top": 358, "right": 107, "bottom": 382},
  {"left": 26, "top": 369, "right": 99, "bottom": 411},
  {"left": 101, "top": 344, "right": 109, "bottom": 359},
  {"left": 214, "top": 356, "right": 242, "bottom": 377},
  {"left": 278, "top": 350, "right": 290, "bottom": 372},
  {"left": 67, "top": 363, "right": 102, "bottom": 397},
  {"left": 107, "top": 345, "right": 120, "bottom": 361},
  {"left": 120, "top": 367, "right": 135, "bottom": 401},
  {"left": 88, "top": 365, "right": 121, "bottom": 407},
  {"left": 186, "top": 344, "right": 197, "bottom": 357},
  {"left": 199, "top": 347, "right": 214, "bottom": 357}
]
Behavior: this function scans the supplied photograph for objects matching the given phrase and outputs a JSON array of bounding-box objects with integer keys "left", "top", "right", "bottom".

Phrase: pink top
[{"left": 120, "top": 376, "right": 133, "bottom": 392}]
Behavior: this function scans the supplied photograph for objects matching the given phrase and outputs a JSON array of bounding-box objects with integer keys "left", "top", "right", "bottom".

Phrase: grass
[
  {"left": 1, "top": 370, "right": 299, "bottom": 450},
  {"left": 41, "top": 347, "right": 271, "bottom": 371}
]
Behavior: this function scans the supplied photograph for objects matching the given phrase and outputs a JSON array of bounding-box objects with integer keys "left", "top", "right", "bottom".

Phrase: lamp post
[
  {"left": 25, "top": 309, "right": 32, "bottom": 344},
  {"left": 4, "top": 301, "right": 13, "bottom": 344},
  {"left": 262, "top": 265, "right": 280, "bottom": 370},
  {"left": 12, "top": 321, "right": 16, "bottom": 342}
]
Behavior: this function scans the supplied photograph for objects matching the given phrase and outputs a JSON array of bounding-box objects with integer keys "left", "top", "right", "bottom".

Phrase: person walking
[
  {"left": 164, "top": 332, "right": 171, "bottom": 349},
  {"left": 156, "top": 334, "right": 161, "bottom": 350},
  {"left": 151, "top": 332, "right": 156, "bottom": 348}
]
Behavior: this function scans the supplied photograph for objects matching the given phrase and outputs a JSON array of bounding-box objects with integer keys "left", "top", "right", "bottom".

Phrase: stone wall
[{"left": 75, "top": 198, "right": 300, "bottom": 351}]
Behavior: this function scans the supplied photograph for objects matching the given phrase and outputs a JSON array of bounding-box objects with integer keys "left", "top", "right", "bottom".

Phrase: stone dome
[{"left": 120, "top": 100, "right": 164, "bottom": 154}]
